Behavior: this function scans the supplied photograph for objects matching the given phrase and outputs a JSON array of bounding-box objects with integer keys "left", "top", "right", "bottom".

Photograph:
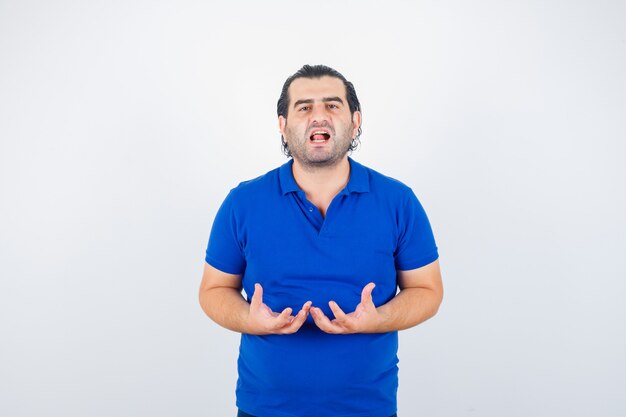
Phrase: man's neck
[{"left": 291, "top": 156, "right": 350, "bottom": 202}]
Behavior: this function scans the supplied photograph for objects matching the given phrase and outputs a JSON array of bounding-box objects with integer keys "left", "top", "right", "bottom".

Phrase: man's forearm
[
  {"left": 199, "top": 287, "right": 251, "bottom": 333},
  {"left": 375, "top": 287, "right": 443, "bottom": 332}
]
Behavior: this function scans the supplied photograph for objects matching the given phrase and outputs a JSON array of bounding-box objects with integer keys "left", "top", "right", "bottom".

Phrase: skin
[
  {"left": 280, "top": 76, "right": 359, "bottom": 170},
  {"left": 278, "top": 76, "right": 361, "bottom": 217},
  {"left": 199, "top": 75, "right": 443, "bottom": 335}
]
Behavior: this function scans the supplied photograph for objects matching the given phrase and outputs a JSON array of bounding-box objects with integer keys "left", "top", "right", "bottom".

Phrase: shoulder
[
  {"left": 354, "top": 159, "right": 415, "bottom": 198},
  {"left": 227, "top": 165, "right": 282, "bottom": 201},
  {"left": 217, "top": 167, "right": 281, "bottom": 220}
]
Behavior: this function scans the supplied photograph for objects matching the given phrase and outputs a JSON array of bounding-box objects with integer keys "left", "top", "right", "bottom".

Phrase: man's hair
[{"left": 277, "top": 64, "right": 363, "bottom": 157}]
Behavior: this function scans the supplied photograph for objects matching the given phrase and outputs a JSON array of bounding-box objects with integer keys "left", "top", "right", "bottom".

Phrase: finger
[
  {"left": 272, "top": 306, "right": 293, "bottom": 329},
  {"left": 328, "top": 300, "right": 348, "bottom": 323},
  {"left": 282, "top": 301, "right": 312, "bottom": 333},
  {"left": 250, "top": 283, "right": 263, "bottom": 310},
  {"left": 360, "top": 282, "right": 376, "bottom": 306},
  {"left": 310, "top": 307, "right": 341, "bottom": 334},
  {"left": 300, "top": 300, "right": 313, "bottom": 316}
]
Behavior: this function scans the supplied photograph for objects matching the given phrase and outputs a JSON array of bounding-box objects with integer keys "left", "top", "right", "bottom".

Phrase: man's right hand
[{"left": 246, "top": 283, "right": 312, "bottom": 335}]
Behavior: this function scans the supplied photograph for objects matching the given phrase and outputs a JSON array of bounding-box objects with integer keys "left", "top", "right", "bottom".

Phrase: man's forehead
[{"left": 288, "top": 76, "right": 347, "bottom": 102}]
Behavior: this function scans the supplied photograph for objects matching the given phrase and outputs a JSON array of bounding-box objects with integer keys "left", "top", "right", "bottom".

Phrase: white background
[{"left": 1, "top": 1, "right": 625, "bottom": 416}]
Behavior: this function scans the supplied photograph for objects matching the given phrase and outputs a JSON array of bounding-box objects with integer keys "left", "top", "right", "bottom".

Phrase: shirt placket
[{"left": 293, "top": 191, "right": 324, "bottom": 232}]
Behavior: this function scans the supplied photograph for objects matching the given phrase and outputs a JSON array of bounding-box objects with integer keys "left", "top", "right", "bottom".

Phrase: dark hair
[{"left": 277, "top": 64, "right": 362, "bottom": 157}]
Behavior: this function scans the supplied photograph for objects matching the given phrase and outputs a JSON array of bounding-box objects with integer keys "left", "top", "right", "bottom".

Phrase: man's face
[{"left": 279, "top": 76, "right": 361, "bottom": 169}]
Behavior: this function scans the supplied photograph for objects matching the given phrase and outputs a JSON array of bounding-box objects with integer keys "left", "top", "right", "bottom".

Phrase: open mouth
[{"left": 309, "top": 130, "right": 331, "bottom": 143}]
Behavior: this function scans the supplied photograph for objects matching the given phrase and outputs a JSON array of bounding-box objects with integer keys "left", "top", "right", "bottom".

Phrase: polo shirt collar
[
  {"left": 344, "top": 157, "right": 370, "bottom": 194},
  {"left": 278, "top": 157, "right": 370, "bottom": 195},
  {"left": 279, "top": 159, "right": 300, "bottom": 195}
]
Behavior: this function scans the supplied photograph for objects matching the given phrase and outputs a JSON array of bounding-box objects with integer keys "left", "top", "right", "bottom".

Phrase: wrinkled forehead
[{"left": 288, "top": 76, "right": 347, "bottom": 105}]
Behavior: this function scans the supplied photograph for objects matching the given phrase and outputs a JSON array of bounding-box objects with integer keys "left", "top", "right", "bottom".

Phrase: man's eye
[
  {"left": 298, "top": 106, "right": 309, "bottom": 111},
  {"left": 328, "top": 104, "right": 338, "bottom": 109}
]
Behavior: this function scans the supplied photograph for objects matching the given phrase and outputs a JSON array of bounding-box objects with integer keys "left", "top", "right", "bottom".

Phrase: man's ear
[
  {"left": 278, "top": 115, "right": 287, "bottom": 137},
  {"left": 352, "top": 111, "right": 362, "bottom": 137}
]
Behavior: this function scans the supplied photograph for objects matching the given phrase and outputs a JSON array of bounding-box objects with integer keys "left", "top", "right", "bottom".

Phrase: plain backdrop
[{"left": 1, "top": 1, "right": 625, "bottom": 416}]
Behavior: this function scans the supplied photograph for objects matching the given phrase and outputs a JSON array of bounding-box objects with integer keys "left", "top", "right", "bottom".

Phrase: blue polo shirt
[{"left": 205, "top": 157, "right": 438, "bottom": 417}]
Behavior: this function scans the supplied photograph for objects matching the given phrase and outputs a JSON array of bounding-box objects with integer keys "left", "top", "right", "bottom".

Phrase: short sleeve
[
  {"left": 205, "top": 190, "right": 246, "bottom": 275},
  {"left": 394, "top": 190, "right": 439, "bottom": 271}
]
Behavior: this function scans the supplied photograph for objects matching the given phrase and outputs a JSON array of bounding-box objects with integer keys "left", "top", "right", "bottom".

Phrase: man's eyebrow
[
  {"left": 322, "top": 96, "right": 344, "bottom": 104},
  {"left": 292, "top": 97, "right": 345, "bottom": 108},
  {"left": 293, "top": 99, "right": 314, "bottom": 108}
]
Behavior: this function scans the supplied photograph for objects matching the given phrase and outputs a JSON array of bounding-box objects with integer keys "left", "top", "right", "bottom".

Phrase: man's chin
[{"left": 295, "top": 152, "right": 349, "bottom": 168}]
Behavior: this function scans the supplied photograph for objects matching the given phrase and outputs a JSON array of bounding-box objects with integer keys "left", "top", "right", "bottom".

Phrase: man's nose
[{"left": 310, "top": 103, "right": 330, "bottom": 123}]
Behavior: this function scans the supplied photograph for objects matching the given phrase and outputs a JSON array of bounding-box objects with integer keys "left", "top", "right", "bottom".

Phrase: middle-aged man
[{"left": 199, "top": 64, "right": 443, "bottom": 417}]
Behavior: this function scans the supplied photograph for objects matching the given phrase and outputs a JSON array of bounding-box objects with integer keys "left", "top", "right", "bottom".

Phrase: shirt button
[{"left": 308, "top": 207, "right": 314, "bottom": 212}]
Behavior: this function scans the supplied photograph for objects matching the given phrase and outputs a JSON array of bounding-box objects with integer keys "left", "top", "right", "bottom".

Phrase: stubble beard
[{"left": 284, "top": 123, "right": 354, "bottom": 170}]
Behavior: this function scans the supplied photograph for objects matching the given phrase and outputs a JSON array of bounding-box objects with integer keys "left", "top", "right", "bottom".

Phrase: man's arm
[
  {"left": 198, "top": 262, "right": 312, "bottom": 335},
  {"left": 377, "top": 259, "right": 443, "bottom": 331},
  {"left": 310, "top": 259, "right": 443, "bottom": 333}
]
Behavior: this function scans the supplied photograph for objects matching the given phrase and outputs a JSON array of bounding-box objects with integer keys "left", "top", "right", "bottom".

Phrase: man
[{"left": 199, "top": 65, "right": 443, "bottom": 417}]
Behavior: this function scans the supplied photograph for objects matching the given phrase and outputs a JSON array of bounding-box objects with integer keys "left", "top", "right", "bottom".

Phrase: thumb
[
  {"left": 250, "top": 283, "right": 263, "bottom": 309},
  {"left": 361, "top": 282, "right": 376, "bottom": 306}
]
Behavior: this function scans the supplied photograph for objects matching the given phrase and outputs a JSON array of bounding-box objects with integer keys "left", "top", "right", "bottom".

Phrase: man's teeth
[
  {"left": 310, "top": 131, "right": 330, "bottom": 142},
  {"left": 310, "top": 133, "right": 329, "bottom": 142}
]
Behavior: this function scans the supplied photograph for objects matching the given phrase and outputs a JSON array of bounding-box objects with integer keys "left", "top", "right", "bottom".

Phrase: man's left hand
[{"left": 310, "top": 282, "right": 384, "bottom": 334}]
